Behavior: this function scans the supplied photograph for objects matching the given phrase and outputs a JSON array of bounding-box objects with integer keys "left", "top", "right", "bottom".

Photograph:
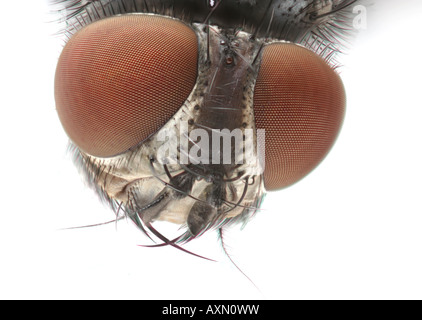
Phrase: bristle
[
  {"left": 218, "top": 228, "right": 259, "bottom": 290},
  {"left": 144, "top": 221, "right": 216, "bottom": 261}
]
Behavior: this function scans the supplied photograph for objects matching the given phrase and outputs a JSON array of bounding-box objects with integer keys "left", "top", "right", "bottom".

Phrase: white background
[{"left": 0, "top": 0, "right": 421, "bottom": 299}]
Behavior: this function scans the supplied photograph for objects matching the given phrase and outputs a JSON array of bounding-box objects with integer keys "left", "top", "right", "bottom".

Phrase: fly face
[{"left": 53, "top": 0, "right": 362, "bottom": 246}]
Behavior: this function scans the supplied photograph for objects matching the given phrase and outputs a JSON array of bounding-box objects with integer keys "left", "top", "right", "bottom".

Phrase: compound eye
[
  {"left": 254, "top": 43, "right": 346, "bottom": 191},
  {"left": 55, "top": 15, "right": 198, "bottom": 157}
]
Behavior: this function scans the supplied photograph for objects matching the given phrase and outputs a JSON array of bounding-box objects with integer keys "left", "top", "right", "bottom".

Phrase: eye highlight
[
  {"left": 54, "top": 14, "right": 198, "bottom": 157},
  {"left": 253, "top": 43, "right": 346, "bottom": 191}
]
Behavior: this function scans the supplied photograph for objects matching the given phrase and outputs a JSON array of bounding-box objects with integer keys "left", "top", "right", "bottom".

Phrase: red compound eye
[
  {"left": 55, "top": 15, "right": 198, "bottom": 157},
  {"left": 254, "top": 43, "right": 346, "bottom": 191}
]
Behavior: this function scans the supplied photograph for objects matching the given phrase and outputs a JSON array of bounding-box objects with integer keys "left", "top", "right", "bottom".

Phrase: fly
[{"left": 51, "top": 0, "right": 366, "bottom": 258}]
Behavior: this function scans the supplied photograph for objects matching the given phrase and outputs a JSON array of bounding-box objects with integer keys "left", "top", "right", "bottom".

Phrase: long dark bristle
[{"left": 144, "top": 222, "right": 216, "bottom": 261}]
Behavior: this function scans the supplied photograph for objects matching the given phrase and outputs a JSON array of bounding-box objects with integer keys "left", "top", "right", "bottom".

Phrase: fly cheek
[
  {"left": 254, "top": 43, "right": 346, "bottom": 191},
  {"left": 55, "top": 15, "right": 198, "bottom": 157}
]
